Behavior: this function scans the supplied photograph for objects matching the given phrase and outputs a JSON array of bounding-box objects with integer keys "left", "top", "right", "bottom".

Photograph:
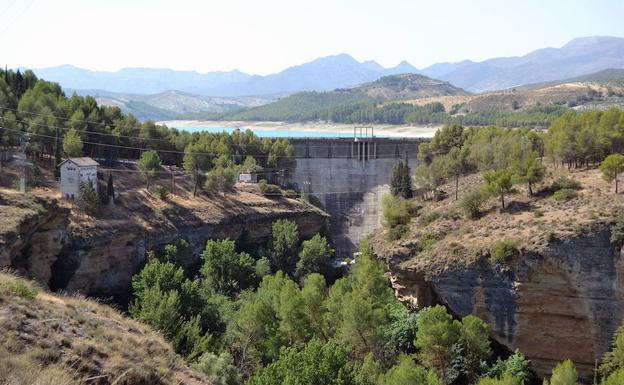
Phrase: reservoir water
[{"left": 168, "top": 124, "right": 360, "bottom": 138}]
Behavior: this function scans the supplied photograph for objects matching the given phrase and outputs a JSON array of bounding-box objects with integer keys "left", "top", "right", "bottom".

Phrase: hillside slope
[
  {"left": 407, "top": 67, "right": 624, "bottom": 113},
  {"left": 0, "top": 272, "right": 209, "bottom": 385},
  {"left": 227, "top": 73, "right": 467, "bottom": 122},
  {"left": 72, "top": 89, "right": 275, "bottom": 121}
]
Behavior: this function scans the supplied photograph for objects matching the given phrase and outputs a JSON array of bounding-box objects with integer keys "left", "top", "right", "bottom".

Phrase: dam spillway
[{"left": 288, "top": 137, "right": 426, "bottom": 258}]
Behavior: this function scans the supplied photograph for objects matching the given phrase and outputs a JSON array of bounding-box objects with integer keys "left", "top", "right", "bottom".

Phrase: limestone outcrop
[
  {"left": 1, "top": 189, "right": 328, "bottom": 297},
  {"left": 376, "top": 224, "right": 623, "bottom": 380},
  {"left": 371, "top": 169, "right": 624, "bottom": 382}
]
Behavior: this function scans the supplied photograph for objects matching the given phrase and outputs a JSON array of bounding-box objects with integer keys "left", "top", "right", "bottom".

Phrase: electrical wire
[
  {"left": 0, "top": 124, "right": 420, "bottom": 159},
  {"left": 0, "top": 106, "right": 423, "bottom": 149}
]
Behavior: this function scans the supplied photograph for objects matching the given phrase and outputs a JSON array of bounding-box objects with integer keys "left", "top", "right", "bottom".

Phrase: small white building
[
  {"left": 59, "top": 157, "right": 99, "bottom": 199},
  {"left": 238, "top": 172, "right": 258, "bottom": 183}
]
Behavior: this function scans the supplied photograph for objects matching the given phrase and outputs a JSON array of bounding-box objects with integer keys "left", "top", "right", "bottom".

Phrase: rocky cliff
[
  {"left": 0, "top": 187, "right": 328, "bottom": 297},
  {"left": 372, "top": 169, "right": 624, "bottom": 382}
]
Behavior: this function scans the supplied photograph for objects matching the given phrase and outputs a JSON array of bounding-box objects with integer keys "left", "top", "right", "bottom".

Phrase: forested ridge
[
  {"left": 0, "top": 70, "right": 291, "bottom": 171},
  {"left": 0, "top": 68, "right": 295, "bottom": 197},
  {"left": 223, "top": 90, "right": 569, "bottom": 127}
]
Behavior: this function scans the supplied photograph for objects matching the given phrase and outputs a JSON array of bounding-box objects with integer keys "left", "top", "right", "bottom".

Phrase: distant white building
[
  {"left": 58, "top": 157, "right": 99, "bottom": 199},
  {"left": 238, "top": 172, "right": 258, "bottom": 183}
]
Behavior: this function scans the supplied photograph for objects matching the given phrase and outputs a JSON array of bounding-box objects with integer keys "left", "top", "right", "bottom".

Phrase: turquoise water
[{"left": 170, "top": 124, "right": 361, "bottom": 138}]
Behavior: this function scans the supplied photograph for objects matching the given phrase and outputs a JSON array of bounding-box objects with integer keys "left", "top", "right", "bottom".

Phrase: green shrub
[
  {"left": 301, "top": 190, "right": 325, "bottom": 210},
  {"left": 204, "top": 167, "right": 237, "bottom": 194},
  {"left": 553, "top": 188, "right": 578, "bottom": 200},
  {"left": 417, "top": 210, "right": 440, "bottom": 226},
  {"left": 417, "top": 232, "right": 439, "bottom": 251},
  {"left": 461, "top": 189, "right": 486, "bottom": 219},
  {"left": 387, "top": 224, "right": 410, "bottom": 241},
  {"left": 154, "top": 186, "right": 170, "bottom": 200},
  {"left": 284, "top": 189, "right": 298, "bottom": 198},
  {"left": 490, "top": 240, "right": 518, "bottom": 264},
  {"left": 76, "top": 182, "right": 101, "bottom": 217},
  {"left": 382, "top": 194, "right": 418, "bottom": 229},
  {"left": 258, "top": 179, "right": 282, "bottom": 196},
  {"left": 611, "top": 214, "right": 624, "bottom": 247},
  {"left": 193, "top": 352, "right": 241, "bottom": 385},
  {"left": 547, "top": 232, "right": 557, "bottom": 243},
  {"left": 551, "top": 176, "right": 581, "bottom": 191},
  {"left": 6, "top": 279, "right": 38, "bottom": 300}
]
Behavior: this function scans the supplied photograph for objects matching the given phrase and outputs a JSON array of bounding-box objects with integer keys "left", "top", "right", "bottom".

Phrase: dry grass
[
  {"left": 373, "top": 165, "right": 624, "bottom": 273},
  {"left": 0, "top": 161, "right": 325, "bottom": 243},
  {"left": 0, "top": 272, "right": 210, "bottom": 385},
  {"left": 404, "top": 82, "right": 624, "bottom": 113}
]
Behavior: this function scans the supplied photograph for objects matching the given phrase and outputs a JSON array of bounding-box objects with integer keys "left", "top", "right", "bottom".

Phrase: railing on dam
[{"left": 288, "top": 137, "right": 427, "bottom": 160}]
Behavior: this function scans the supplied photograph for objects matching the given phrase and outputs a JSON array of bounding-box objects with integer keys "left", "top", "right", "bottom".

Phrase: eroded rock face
[
  {"left": 60, "top": 212, "right": 327, "bottom": 297},
  {"left": 0, "top": 198, "right": 70, "bottom": 283},
  {"left": 2, "top": 194, "right": 328, "bottom": 297},
  {"left": 377, "top": 224, "right": 624, "bottom": 382}
]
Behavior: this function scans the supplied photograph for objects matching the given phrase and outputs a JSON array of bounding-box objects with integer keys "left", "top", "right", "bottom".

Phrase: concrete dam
[{"left": 288, "top": 137, "right": 425, "bottom": 258}]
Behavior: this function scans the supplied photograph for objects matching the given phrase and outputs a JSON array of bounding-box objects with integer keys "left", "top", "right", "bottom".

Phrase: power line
[
  {"left": 0, "top": 124, "right": 419, "bottom": 159},
  {"left": 90, "top": 167, "right": 404, "bottom": 196},
  {"left": 0, "top": 106, "right": 422, "bottom": 149},
  {"left": 0, "top": 126, "right": 299, "bottom": 158}
]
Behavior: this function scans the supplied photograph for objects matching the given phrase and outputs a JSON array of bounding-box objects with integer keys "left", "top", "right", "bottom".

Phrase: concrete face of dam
[{"left": 288, "top": 138, "right": 424, "bottom": 258}]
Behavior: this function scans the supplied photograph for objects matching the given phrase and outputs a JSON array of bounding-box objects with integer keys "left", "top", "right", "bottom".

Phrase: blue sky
[{"left": 1, "top": 0, "right": 623, "bottom": 74}]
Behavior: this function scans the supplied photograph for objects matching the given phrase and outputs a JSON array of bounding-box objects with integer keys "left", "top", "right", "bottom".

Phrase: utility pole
[
  {"left": 17, "top": 132, "right": 29, "bottom": 193},
  {"left": 169, "top": 165, "right": 175, "bottom": 194}
]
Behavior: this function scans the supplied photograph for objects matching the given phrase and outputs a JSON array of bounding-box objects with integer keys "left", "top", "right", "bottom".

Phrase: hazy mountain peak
[
  {"left": 563, "top": 35, "right": 624, "bottom": 49},
  {"left": 388, "top": 60, "right": 419, "bottom": 74},
  {"left": 432, "top": 36, "right": 624, "bottom": 92}
]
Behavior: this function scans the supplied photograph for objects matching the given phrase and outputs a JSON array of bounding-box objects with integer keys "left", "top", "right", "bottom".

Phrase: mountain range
[
  {"left": 427, "top": 36, "right": 624, "bottom": 92},
  {"left": 24, "top": 36, "right": 624, "bottom": 97},
  {"left": 27, "top": 56, "right": 418, "bottom": 97}
]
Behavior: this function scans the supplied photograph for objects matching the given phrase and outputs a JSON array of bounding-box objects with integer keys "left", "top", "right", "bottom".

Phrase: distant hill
[
  {"left": 30, "top": 65, "right": 251, "bottom": 95},
  {"left": 351, "top": 73, "right": 469, "bottom": 99},
  {"left": 518, "top": 68, "right": 624, "bottom": 90},
  {"left": 26, "top": 55, "right": 420, "bottom": 97},
  {"left": 422, "top": 36, "right": 624, "bottom": 92},
  {"left": 71, "top": 89, "right": 275, "bottom": 121},
  {"left": 407, "top": 67, "right": 624, "bottom": 114},
  {"left": 225, "top": 73, "right": 468, "bottom": 121}
]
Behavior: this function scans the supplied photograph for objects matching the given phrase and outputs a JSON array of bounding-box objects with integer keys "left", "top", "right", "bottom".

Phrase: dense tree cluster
[
  {"left": 410, "top": 109, "right": 624, "bottom": 212},
  {"left": 128, "top": 220, "right": 565, "bottom": 385},
  {"left": 413, "top": 124, "right": 547, "bottom": 208},
  {"left": 224, "top": 89, "right": 568, "bottom": 127},
  {"left": 545, "top": 108, "right": 624, "bottom": 168},
  {"left": 0, "top": 69, "right": 295, "bottom": 193}
]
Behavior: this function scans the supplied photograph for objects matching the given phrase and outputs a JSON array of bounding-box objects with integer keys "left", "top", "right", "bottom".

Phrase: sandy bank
[{"left": 159, "top": 120, "right": 440, "bottom": 138}]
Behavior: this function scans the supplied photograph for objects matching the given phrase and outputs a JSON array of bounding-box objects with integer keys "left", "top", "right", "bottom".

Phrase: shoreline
[{"left": 159, "top": 120, "right": 440, "bottom": 138}]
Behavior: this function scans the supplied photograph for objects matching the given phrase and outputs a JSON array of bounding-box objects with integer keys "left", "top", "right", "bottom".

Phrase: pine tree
[
  {"left": 390, "top": 160, "right": 413, "bottom": 199},
  {"left": 107, "top": 173, "right": 115, "bottom": 202}
]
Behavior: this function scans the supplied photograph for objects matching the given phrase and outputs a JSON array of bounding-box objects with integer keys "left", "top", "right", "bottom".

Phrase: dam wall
[{"left": 288, "top": 137, "right": 425, "bottom": 258}]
